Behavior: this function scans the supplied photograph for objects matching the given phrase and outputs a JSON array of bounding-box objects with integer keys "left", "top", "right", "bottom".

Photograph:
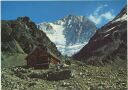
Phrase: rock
[
  {"left": 63, "top": 64, "right": 69, "bottom": 68},
  {"left": 11, "top": 67, "right": 29, "bottom": 73},
  {"left": 61, "top": 82, "right": 71, "bottom": 87},
  {"left": 65, "top": 60, "right": 71, "bottom": 65},
  {"left": 28, "top": 82, "right": 36, "bottom": 87},
  {"left": 71, "top": 70, "right": 76, "bottom": 78},
  {"left": 28, "top": 72, "right": 46, "bottom": 79},
  {"left": 46, "top": 69, "right": 71, "bottom": 81},
  {"left": 79, "top": 72, "right": 83, "bottom": 75}
]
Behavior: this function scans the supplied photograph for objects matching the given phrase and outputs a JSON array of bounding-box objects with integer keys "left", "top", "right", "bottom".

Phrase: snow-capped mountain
[{"left": 37, "top": 15, "right": 97, "bottom": 56}]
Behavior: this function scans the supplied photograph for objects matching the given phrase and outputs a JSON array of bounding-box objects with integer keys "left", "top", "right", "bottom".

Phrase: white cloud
[
  {"left": 88, "top": 4, "right": 115, "bottom": 25},
  {"left": 101, "top": 11, "right": 115, "bottom": 20},
  {"left": 89, "top": 15, "right": 101, "bottom": 25}
]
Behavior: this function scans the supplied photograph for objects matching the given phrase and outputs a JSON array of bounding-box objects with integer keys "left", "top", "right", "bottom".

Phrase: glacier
[
  {"left": 38, "top": 22, "right": 87, "bottom": 56},
  {"left": 37, "top": 15, "right": 96, "bottom": 56}
]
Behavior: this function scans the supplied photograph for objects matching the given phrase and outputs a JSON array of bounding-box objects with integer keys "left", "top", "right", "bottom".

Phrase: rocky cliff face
[
  {"left": 38, "top": 15, "right": 97, "bottom": 56},
  {"left": 73, "top": 7, "right": 127, "bottom": 65},
  {"left": 1, "top": 16, "right": 61, "bottom": 58}
]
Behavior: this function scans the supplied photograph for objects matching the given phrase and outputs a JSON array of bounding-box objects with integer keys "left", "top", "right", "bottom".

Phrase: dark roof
[
  {"left": 48, "top": 51, "right": 61, "bottom": 62},
  {"left": 26, "top": 46, "right": 61, "bottom": 62}
]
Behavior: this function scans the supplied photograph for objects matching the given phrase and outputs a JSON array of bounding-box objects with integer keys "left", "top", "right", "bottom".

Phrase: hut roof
[
  {"left": 26, "top": 46, "right": 61, "bottom": 62},
  {"left": 25, "top": 46, "right": 48, "bottom": 60},
  {"left": 48, "top": 51, "right": 61, "bottom": 62}
]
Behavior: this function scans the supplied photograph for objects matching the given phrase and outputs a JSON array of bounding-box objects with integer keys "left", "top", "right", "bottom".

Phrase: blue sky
[{"left": 1, "top": 1, "right": 126, "bottom": 27}]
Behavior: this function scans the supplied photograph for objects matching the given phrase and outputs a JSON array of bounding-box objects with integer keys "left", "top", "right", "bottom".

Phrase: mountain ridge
[
  {"left": 2, "top": 16, "right": 62, "bottom": 67},
  {"left": 73, "top": 6, "right": 127, "bottom": 66}
]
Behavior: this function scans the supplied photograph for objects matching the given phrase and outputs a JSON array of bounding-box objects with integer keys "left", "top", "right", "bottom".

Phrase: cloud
[
  {"left": 89, "top": 15, "right": 101, "bottom": 25},
  {"left": 88, "top": 4, "right": 115, "bottom": 25},
  {"left": 101, "top": 11, "right": 115, "bottom": 20},
  {"left": 94, "top": 6, "right": 103, "bottom": 16}
]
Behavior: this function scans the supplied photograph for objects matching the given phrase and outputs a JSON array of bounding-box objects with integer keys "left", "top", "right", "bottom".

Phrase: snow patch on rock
[
  {"left": 106, "top": 26, "right": 116, "bottom": 32},
  {"left": 112, "top": 13, "right": 127, "bottom": 23}
]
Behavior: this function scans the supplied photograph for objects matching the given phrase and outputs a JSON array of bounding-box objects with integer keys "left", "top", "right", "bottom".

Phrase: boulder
[
  {"left": 28, "top": 72, "right": 46, "bottom": 79},
  {"left": 46, "top": 69, "right": 71, "bottom": 81}
]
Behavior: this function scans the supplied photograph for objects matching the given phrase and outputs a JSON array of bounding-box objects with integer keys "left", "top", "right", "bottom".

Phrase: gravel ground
[{"left": 1, "top": 60, "right": 127, "bottom": 90}]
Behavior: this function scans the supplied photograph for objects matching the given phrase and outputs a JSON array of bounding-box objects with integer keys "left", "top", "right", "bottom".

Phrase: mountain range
[
  {"left": 37, "top": 15, "right": 97, "bottom": 56},
  {"left": 1, "top": 6, "right": 127, "bottom": 66}
]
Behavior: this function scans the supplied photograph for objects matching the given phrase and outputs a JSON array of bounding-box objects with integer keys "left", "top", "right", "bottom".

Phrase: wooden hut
[{"left": 25, "top": 45, "right": 61, "bottom": 69}]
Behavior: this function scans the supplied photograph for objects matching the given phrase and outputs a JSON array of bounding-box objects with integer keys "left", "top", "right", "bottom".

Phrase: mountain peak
[
  {"left": 67, "top": 14, "right": 84, "bottom": 17},
  {"left": 17, "top": 16, "right": 31, "bottom": 23},
  {"left": 63, "top": 14, "right": 85, "bottom": 21}
]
